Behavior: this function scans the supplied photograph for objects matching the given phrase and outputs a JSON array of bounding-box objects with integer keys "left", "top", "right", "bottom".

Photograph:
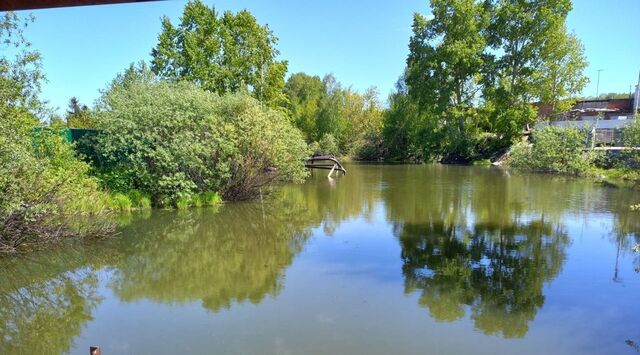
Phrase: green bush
[
  {"left": 621, "top": 116, "right": 640, "bottom": 168},
  {"left": 0, "top": 109, "right": 114, "bottom": 252},
  {"left": 198, "top": 191, "right": 222, "bottom": 207},
  {"left": 0, "top": 12, "right": 114, "bottom": 252},
  {"left": 622, "top": 116, "right": 640, "bottom": 147},
  {"left": 317, "top": 133, "right": 339, "bottom": 156},
  {"left": 352, "top": 131, "right": 385, "bottom": 161},
  {"left": 190, "top": 194, "right": 203, "bottom": 208},
  {"left": 175, "top": 196, "right": 190, "bottom": 210},
  {"left": 507, "top": 125, "right": 594, "bottom": 176},
  {"left": 308, "top": 141, "right": 321, "bottom": 156},
  {"left": 93, "top": 70, "right": 309, "bottom": 203},
  {"left": 108, "top": 193, "right": 133, "bottom": 211},
  {"left": 126, "top": 190, "right": 151, "bottom": 209}
]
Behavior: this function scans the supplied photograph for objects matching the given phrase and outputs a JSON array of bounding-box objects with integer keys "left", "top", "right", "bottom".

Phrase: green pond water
[{"left": 1, "top": 164, "right": 640, "bottom": 354}]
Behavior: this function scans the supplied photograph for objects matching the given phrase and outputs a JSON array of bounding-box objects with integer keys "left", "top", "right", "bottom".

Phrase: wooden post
[{"left": 90, "top": 346, "right": 101, "bottom": 355}]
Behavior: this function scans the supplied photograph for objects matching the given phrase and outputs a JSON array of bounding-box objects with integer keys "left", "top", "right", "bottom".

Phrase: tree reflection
[
  {"left": 0, "top": 163, "right": 638, "bottom": 352},
  {"left": 109, "top": 200, "right": 313, "bottom": 311},
  {"left": 398, "top": 219, "right": 568, "bottom": 338},
  {"left": 280, "top": 163, "right": 382, "bottom": 235},
  {"left": 608, "top": 189, "right": 640, "bottom": 279},
  {"left": 0, "top": 251, "right": 104, "bottom": 354},
  {"left": 380, "top": 165, "right": 574, "bottom": 338}
]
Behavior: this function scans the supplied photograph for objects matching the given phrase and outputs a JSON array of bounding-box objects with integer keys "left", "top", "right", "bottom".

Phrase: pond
[{"left": 1, "top": 164, "right": 639, "bottom": 354}]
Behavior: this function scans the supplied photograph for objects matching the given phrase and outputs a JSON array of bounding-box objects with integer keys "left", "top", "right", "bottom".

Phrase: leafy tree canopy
[
  {"left": 385, "top": 0, "right": 589, "bottom": 162},
  {"left": 151, "top": 0, "right": 288, "bottom": 109}
]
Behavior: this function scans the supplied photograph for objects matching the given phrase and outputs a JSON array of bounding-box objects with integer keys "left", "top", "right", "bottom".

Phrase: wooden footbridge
[{"left": 305, "top": 155, "right": 346, "bottom": 177}]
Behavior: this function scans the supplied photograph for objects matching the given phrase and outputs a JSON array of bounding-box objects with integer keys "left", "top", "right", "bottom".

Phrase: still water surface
[{"left": 1, "top": 164, "right": 639, "bottom": 354}]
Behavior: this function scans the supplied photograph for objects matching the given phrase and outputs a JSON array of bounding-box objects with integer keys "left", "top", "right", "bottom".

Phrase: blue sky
[{"left": 13, "top": 0, "right": 640, "bottom": 114}]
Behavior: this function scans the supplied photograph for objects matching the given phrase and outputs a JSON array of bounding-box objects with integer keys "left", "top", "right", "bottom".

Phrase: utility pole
[{"left": 596, "top": 69, "right": 604, "bottom": 98}]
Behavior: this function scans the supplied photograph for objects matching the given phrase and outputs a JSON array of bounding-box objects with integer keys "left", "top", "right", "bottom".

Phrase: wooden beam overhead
[{"left": 1, "top": 0, "right": 159, "bottom": 12}]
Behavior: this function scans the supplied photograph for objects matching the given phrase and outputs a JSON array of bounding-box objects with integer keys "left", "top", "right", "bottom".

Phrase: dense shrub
[
  {"left": 108, "top": 193, "right": 133, "bottom": 211},
  {"left": 622, "top": 116, "right": 640, "bottom": 146},
  {"left": 126, "top": 190, "right": 152, "bottom": 209},
  {"left": 0, "top": 109, "right": 114, "bottom": 252},
  {"left": 315, "top": 134, "right": 339, "bottom": 156},
  {"left": 285, "top": 73, "right": 385, "bottom": 159},
  {"left": 621, "top": 116, "right": 640, "bottom": 167},
  {"left": 94, "top": 73, "right": 309, "bottom": 203},
  {"left": 508, "top": 125, "right": 594, "bottom": 175},
  {"left": 353, "top": 131, "right": 386, "bottom": 161},
  {"left": 197, "top": 191, "right": 222, "bottom": 207},
  {"left": 0, "top": 12, "right": 114, "bottom": 252}
]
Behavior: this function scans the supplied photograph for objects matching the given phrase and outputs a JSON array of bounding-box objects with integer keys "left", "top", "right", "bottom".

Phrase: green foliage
[
  {"left": 92, "top": 168, "right": 135, "bottom": 193},
  {"left": 404, "top": 0, "right": 487, "bottom": 162},
  {"left": 508, "top": 125, "right": 594, "bottom": 175},
  {"left": 534, "top": 31, "right": 588, "bottom": 115},
  {"left": 108, "top": 193, "right": 133, "bottom": 212},
  {"left": 0, "top": 112, "right": 114, "bottom": 252},
  {"left": 308, "top": 141, "right": 321, "bottom": 156},
  {"left": 354, "top": 129, "right": 386, "bottom": 161},
  {"left": 198, "top": 191, "right": 222, "bottom": 207},
  {"left": 0, "top": 13, "right": 113, "bottom": 252},
  {"left": 0, "top": 12, "right": 45, "bottom": 114},
  {"left": 126, "top": 190, "right": 152, "bottom": 210},
  {"left": 383, "top": 83, "right": 426, "bottom": 161},
  {"left": 385, "top": 0, "right": 588, "bottom": 163},
  {"left": 620, "top": 116, "right": 640, "bottom": 168},
  {"left": 621, "top": 116, "right": 640, "bottom": 148},
  {"left": 317, "top": 134, "right": 339, "bottom": 156},
  {"left": 315, "top": 75, "right": 345, "bottom": 144},
  {"left": 93, "top": 67, "right": 308, "bottom": 203},
  {"left": 65, "top": 97, "right": 94, "bottom": 128},
  {"left": 285, "top": 72, "right": 385, "bottom": 159},
  {"left": 284, "top": 73, "right": 325, "bottom": 140},
  {"left": 150, "top": 0, "right": 287, "bottom": 108},
  {"left": 175, "top": 196, "right": 190, "bottom": 210},
  {"left": 341, "top": 87, "right": 385, "bottom": 157}
]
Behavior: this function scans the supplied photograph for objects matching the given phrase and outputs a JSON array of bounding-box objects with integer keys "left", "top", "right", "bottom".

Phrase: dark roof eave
[{"left": 1, "top": 0, "right": 159, "bottom": 11}]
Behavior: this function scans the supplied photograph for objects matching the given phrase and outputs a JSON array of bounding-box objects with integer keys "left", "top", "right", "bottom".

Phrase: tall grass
[
  {"left": 107, "top": 193, "right": 133, "bottom": 211},
  {"left": 127, "top": 189, "right": 152, "bottom": 209}
]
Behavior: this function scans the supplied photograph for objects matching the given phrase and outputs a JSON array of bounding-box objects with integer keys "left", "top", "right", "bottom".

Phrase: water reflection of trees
[
  {"left": 0, "top": 174, "right": 377, "bottom": 352},
  {"left": 398, "top": 219, "right": 568, "bottom": 338},
  {"left": 0, "top": 251, "right": 104, "bottom": 354},
  {"left": 382, "top": 165, "right": 573, "bottom": 338},
  {"left": 280, "top": 164, "right": 382, "bottom": 235},
  {"left": 0, "top": 164, "right": 638, "bottom": 352},
  {"left": 607, "top": 189, "right": 640, "bottom": 278},
  {"left": 109, "top": 199, "right": 314, "bottom": 311}
]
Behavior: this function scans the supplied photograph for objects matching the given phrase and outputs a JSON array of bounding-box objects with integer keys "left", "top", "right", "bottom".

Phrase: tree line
[
  {"left": 385, "top": 0, "right": 588, "bottom": 163},
  {"left": 57, "top": 0, "right": 593, "bottom": 166},
  {"left": 2, "top": 0, "right": 635, "bottom": 251}
]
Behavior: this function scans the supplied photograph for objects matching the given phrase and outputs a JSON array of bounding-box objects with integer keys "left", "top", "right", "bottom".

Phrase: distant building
[
  {"left": 537, "top": 97, "right": 635, "bottom": 120},
  {"left": 534, "top": 78, "right": 639, "bottom": 145}
]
